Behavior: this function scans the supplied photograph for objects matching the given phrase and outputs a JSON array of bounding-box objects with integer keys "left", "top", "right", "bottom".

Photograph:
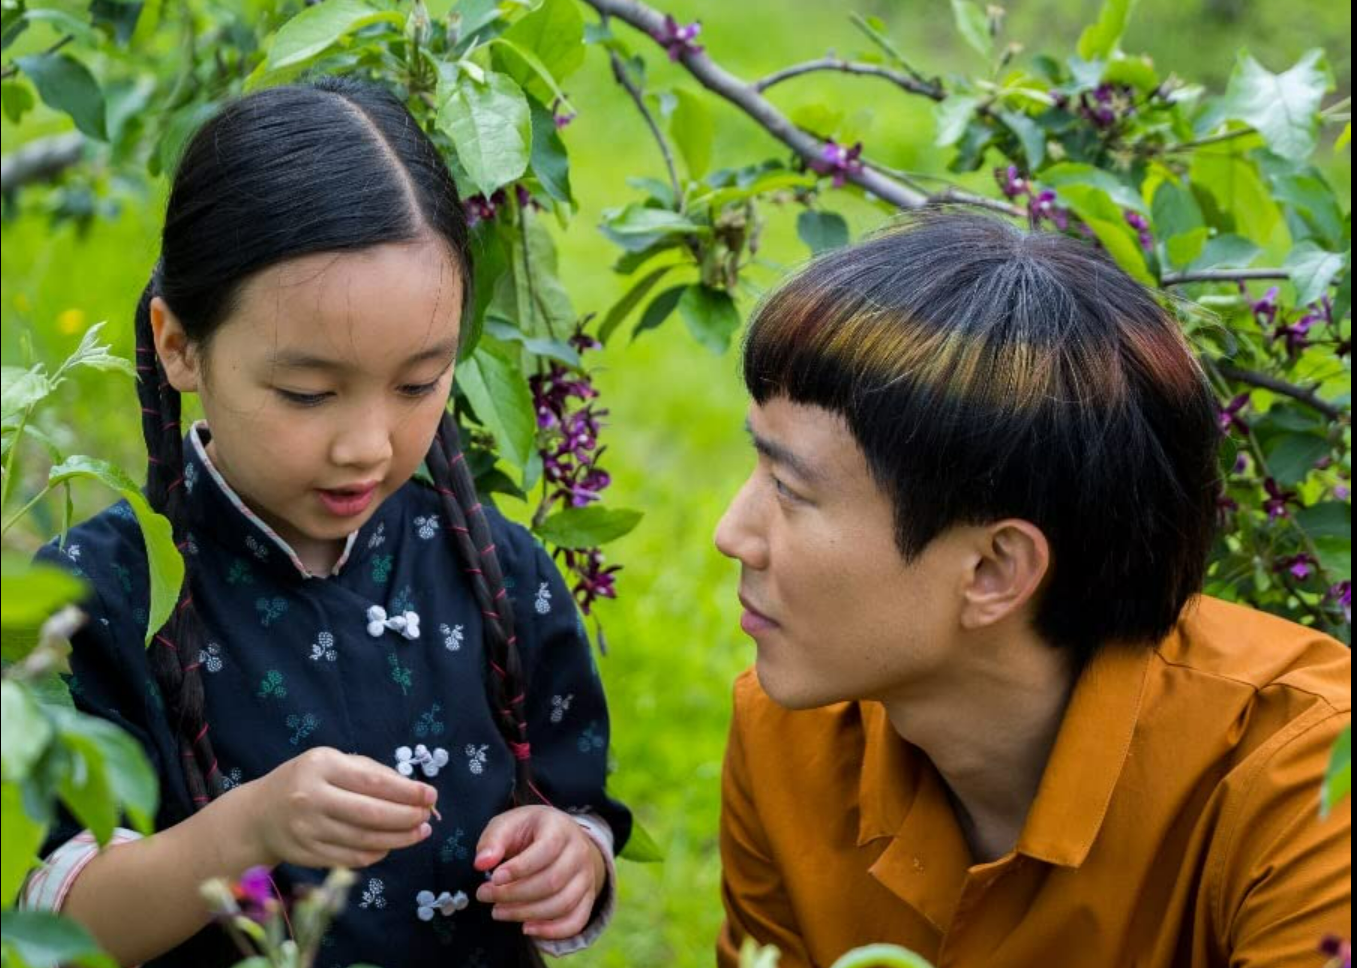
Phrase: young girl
[{"left": 25, "top": 78, "right": 630, "bottom": 968}]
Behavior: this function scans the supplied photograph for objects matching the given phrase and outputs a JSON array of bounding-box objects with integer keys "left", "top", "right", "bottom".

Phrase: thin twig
[
  {"left": 607, "top": 48, "right": 683, "bottom": 208},
  {"left": 1215, "top": 360, "right": 1346, "bottom": 421},
  {"left": 847, "top": 13, "right": 935, "bottom": 90},
  {"left": 582, "top": 0, "right": 930, "bottom": 209},
  {"left": 753, "top": 57, "right": 944, "bottom": 100},
  {"left": 0, "top": 34, "right": 74, "bottom": 80},
  {"left": 1162, "top": 268, "right": 1291, "bottom": 286}
]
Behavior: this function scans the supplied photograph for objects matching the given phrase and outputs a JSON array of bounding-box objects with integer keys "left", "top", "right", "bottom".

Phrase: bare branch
[
  {"left": 753, "top": 57, "right": 944, "bottom": 100},
  {"left": 1162, "top": 268, "right": 1292, "bottom": 286},
  {"left": 1216, "top": 360, "right": 1346, "bottom": 421},
  {"left": 581, "top": 0, "right": 931, "bottom": 210},
  {"left": 1, "top": 134, "right": 86, "bottom": 194},
  {"left": 607, "top": 48, "right": 683, "bottom": 207}
]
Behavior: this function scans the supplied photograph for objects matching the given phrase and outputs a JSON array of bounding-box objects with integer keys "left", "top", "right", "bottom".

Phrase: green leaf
[
  {"left": 1, "top": 680, "right": 54, "bottom": 783},
  {"left": 600, "top": 265, "right": 676, "bottom": 343},
  {"left": 19, "top": 9, "right": 102, "bottom": 48},
  {"left": 267, "top": 0, "right": 403, "bottom": 70},
  {"left": 1, "top": 366, "right": 53, "bottom": 421},
  {"left": 1271, "top": 171, "right": 1346, "bottom": 248},
  {"left": 51, "top": 709, "right": 157, "bottom": 835},
  {"left": 1102, "top": 54, "right": 1159, "bottom": 92},
  {"left": 796, "top": 210, "right": 850, "bottom": 255},
  {"left": 998, "top": 110, "right": 1045, "bottom": 168},
  {"left": 632, "top": 284, "right": 687, "bottom": 340},
  {"left": 15, "top": 52, "right": 105, "bottom": 140},
  {"left": 1055, "top": 184, "right": 1153, "bottom": 284},
  {"left": 538, "top": 506, "right": 644, "bottom": 548},
  {"left": 618, "top": 817, "right": 666, "bottom": 863},
  {"left": 1188, "top": 234, "right": 1261, "bottom": 272},
  {"left": 1219, "top": 50, "right": 1333, "bottom": 161},
  {"left": 456, "top": 340, "right": 536, "bottom": 470},
  {"left": 1165, "top": 229, "right": 1209, "bottom": 268},
  {"left": 47, "top": 457, "right": 184, "bottom": 646},
  {"left": 0, "top": 910, "right": 117, "bottom": 968},
  {"left": 1190, "top": 149, "right": 1282, "bottom": 246},
  {"left": 1285, "top": 242, "right": 1345, "bottom": 305},
  {"left": 1151, "top": 180, "right": 1205, "bottom": 238},
  {"left": 57, "top": 322, "right": 135, "bottom": 381},
  {"left": 935, "top": 96, "right": 980, "bottom": 148},
  {"left": 1041, "top": 163, "right": 1146, "bottom": 213},
  {"left": 678, "top": 285, "right": 742, "bottom": 354},
  {"left": 1294, "top": 502, "right": 1352, "bottom": 541},
  {"left": 1264, "top": 433, "right": 1330, "bottom": 486},
  {"left": 950, "top": 0, "right": 991, "bottom": 59},
  {"left": 1, "top": 79, "right": 36, "bottom": 125},
  {"left": 482, "top": 321, "right": 580, "bottom": 368},
  {"left": 501, "top": 0, "right": 585, "bottom": 104},
  {"left": 601, "top": 204, "right": 709, "bottom": 253},
  {"left": 438, "top": 72, "right": 532, "bottom": 198},
  {"left": 1338, "top": 123, "right": 1352, "bottom": 152},
  {"left": 1, "top": 782, "right": 48, "bottom": 908},
  {"left": 1321, "top": 725, "right": 1351, "bottom": 820},
  {"left": 1, "top": 563, "right": 85, "bottom": 639},
  {"left": 527, "top": 98, "right": 572, "bottom": 205},
  {"left": 1077, "top": 0, "right": 1138, "bottom": 61},
  {"left": 670, "top": 89, "right": 714, "bottom": 179}
]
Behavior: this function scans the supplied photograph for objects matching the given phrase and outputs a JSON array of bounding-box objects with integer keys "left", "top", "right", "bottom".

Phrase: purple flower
[
  {"left": 1124, "top": 210, "right": 1153, "bottom": 250},
  {"left": 1077, "top": 83, "right": 1135, "bottom": 128},
  {"left": 465, "top": 189, "right": 507, "bottom": 226},
  {"left": 230, "top": 866, "right": 276, "bottom": 922},
  {"left": 1335, "top": 483, "right": 1351, "bottom": 501},
  {"left": 559, "top": 548, "right": 622, "bottom": 614},
  {"left": 1262, "top": 477, "right": 1297, "bottom": 520},
  {"left": 551, "top": 98, "right": 577, "bottom": 129},
  {"left": 810, "top": 140, "right": 865, "bottom": 189},
  {"left": 1232, "top": 452, "right": 1250, "bottom": 475},
  {"left": 1327, "top": 583, "right": 1353, "bottom": 625},
  {"left": 651, "top": 14, "right": 703, "bottom": 60},
  {"left": 1321, "top": 934, "right": 1353, "bottom": 968},
  {"left": 996, "top": 164, "right": 1028, "bottom": 199},
  {"left": 1217, "top": 393, "right": 1250, "bottom": 435},
  {"left": 1030, "top": 189, "right": 1070, "bottom": 232},
  {"left": 1278, "top": 554, "right": 1316, "bottom": 582},
  {"left": 1251, "top": 287, "right": 1280, "bottom": 329}
]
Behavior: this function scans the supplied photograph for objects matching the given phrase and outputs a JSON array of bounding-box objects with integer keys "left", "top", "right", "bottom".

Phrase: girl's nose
[
  {"left": 714, "top": 477, "right": 769, "bottom": 571},
  {"left": 330, "top": 411, "right": 394, "bottom": 470}
]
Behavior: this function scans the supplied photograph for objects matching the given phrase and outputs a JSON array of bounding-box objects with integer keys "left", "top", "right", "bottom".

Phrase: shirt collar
[
  {"left": 183, "top": 421, "right": 391, "bottom": 581},
  {"left": 854, "top": 637, "right": 1154, "bottom": 926}
]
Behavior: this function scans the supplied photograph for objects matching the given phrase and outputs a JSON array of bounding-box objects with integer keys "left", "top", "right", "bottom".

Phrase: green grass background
[{"left": 2, "top": 1, "right": 1350, "bottom": 964}]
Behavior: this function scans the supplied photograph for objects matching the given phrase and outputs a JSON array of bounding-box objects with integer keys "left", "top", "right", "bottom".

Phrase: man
[{"left": 714, "top": 211, "right": 1350, "bottom": 967}]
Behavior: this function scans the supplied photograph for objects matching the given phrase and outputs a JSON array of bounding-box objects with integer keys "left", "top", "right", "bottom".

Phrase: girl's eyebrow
[{"left": 270, "top": 338, "right": 459, "bottom": 371}]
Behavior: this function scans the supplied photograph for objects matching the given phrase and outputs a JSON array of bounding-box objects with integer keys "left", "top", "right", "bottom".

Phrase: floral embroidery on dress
[
  {"left": 111, "top": 562, "right": 133, "bottom": 594},
  {"left": 286, "top": 712, "right": 318, "bottom": 746},
  {"left": 371, "top": 553, "right": 394, "bottom": 584},
  {"left": 439, "top": 828, "right": 469, "bottom": 863},
  {"left": 533, "top": 582, "right": 552, "bottom": 615},
  {"left": 391, "top": 584, "right": 416, "bottom": 615},
  {"left": 388, "top": 653, "right": 413, "bottom": 695},
  {"left": 413, "top": 514, "right": 440, "bottom": 540},
  {"left": 578, "top": 721, "right": 605, "bottom": 754},
  {"left": 367, "top": 521, "right": 386, "bottom": 550},
  {"left": 244, "top": 535, "right": 269, "bottom": 560},
  {"left": 414, "top": 703, "right": 445, "bottom": 738},
  {"left": 64, "top": 543, "right": 81, "bottom": 562},
  {"left": 358, "top": 878, "right": 387, "bottom": 909},
  {"left": 257, "top": 670, "right": 287, "bottom": 700},
  {"left": 309, "top": 631, "right": 337, "bottom": 662},
  {"left": 227, "top": 559, "right": 253, "bottom": 586},
  {"left": 465, "top": 744, "right": 489, "bottom": 776},
  {"left": 198, "top": 642, "right": 224, "bottom": 674},
  {"left": 256, "top": 596, "right": 288, "bottom": 627},
  {"left": 550, "top": 694, "right": 573, "bottom": 724},
  {"left": 440, "top": 623, "right": 464, "bottom": 652},
  {"left": 220, "top": 767, "right": 244, "bottom": 790},
  {"left": 184, "top": 461, "right": 199, "bottom": 494}
]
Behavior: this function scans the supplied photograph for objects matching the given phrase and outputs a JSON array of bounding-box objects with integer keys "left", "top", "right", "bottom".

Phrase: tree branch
[
  {"left": 1162, "top": 267, "right": 1291, "bottom": 286},
  {"left": 581, "top": 0, "right": 931, "bottom": 210},
  {"left": 1215, "top": 361, "right": 1346, "bottom": 421},
  {"left": 0, "top": 34, "right": 74, "bottom": 80},
  {"left": 0, "top": 133, "right": 86, "bottom": 194},
  {"left": 607, "top": 48, "right": 683, "bottom": 207},
  {"left": 753, "top": 57, "right": 944, "bottom": 100}
]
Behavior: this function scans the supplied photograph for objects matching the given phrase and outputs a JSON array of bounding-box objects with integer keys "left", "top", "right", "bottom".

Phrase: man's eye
[
  {"left": 275, "top": 389, "right": 331, "bottom": 407},
  {"left": 772, "top": 475, "right": 799, "bottom": 501}
]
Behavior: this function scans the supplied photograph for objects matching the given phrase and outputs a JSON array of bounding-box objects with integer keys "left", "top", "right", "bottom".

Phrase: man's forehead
[{"left": 747, "top": 399, "right": 862, "bottom": 483}]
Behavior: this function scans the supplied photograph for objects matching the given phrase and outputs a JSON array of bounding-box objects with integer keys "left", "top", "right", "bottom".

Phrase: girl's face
[{"left": 153, "top": 239, "right": 463, "bottom": 571}]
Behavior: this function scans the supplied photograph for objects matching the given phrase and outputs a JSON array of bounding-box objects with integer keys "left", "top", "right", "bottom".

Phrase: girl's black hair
[{"left": 135, "top": 78, "right": 545, "bottom": 849}]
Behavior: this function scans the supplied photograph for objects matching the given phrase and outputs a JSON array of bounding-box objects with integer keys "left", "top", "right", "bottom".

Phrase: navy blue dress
[{"left": 37, "top": 427, "right": 631, "bottom": 967}]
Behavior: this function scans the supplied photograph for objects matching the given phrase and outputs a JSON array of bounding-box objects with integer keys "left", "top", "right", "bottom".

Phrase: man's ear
[
  {"left": 150, "top": 296, "right": 200, "bottom": 393},
  {"left": 959, "top": 520, "right": 1051, "bottom": 631}
]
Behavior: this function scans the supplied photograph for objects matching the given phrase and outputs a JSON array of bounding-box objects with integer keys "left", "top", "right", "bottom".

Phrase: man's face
[{"left": 715, "top": 397, "right": 971, "bottom": 710}]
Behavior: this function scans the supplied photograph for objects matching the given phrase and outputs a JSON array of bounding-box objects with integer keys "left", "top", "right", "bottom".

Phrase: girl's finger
[
  {"left": 487, "top": 825, "right": 571, "bottom": 885},
  {"left": 323, "top": 786, "right": 432, "bottom": 833},
  {"left": 523, "top": 892, "right": 596, "bottom": 941},
  {"left": 316, "top": 816, "right": 433, "bottom": 853},
  {"left": 331, "top": 755, "right": 437, "bottom": 808},
  {"left": 478, "top": 841, "right": 587, "bottom": 905},
  {"left": 490, "top": 872, "right": 591, "bottom": 925},
  {"left": 474, "top": 806, "right": 541, "bottom": 872}
]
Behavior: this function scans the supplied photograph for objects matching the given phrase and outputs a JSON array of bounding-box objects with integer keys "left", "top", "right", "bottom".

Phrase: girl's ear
[{"left": 150, "top": 296, "right": 201, "bottom": 392}]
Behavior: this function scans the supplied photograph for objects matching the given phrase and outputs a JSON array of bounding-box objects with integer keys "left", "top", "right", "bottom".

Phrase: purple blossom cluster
[
  {"left": 651, "top": 14, "right": 703, "bottom": 60},
  {"left": 1053, "top": 83, "right": 1137, "bottom": 129},
  {"left": 1328, "top": 582, "right": 1353, "bottom": 625},
  {"left": 810, "top": 140, "right": 865, "bottom": 189},
  {"left": 530, "top": 328, "right": 621, "bottom": 613},
  {"left": 995, "top": 165, "right": 1072, "bottom": 231},
  {"left": 1249, "top": 289, "right": 1348, "bottom": 357},
  {"left": 1124, "top": 210, "right": 1153, "bottom": 250}
]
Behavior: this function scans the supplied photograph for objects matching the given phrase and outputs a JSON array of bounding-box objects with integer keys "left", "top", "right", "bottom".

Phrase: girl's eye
[
  {"left": 397, "top": 379, "right": 442, "bottom": 398},
  {"left": 275, "top": 388, "right": 332, "bottom": 408}
]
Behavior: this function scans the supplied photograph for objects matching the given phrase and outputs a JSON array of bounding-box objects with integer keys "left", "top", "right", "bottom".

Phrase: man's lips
[{"left": 739, "top": 592, "right": 780, "bottom": 634}]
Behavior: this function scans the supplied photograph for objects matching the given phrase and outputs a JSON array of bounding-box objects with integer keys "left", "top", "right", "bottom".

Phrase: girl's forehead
[{"left": 227, "top": 242, "right": 463, "bottom": 368}]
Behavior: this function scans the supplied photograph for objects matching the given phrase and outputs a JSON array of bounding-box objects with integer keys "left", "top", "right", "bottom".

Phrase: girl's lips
[{"left": 316, "top": 483, "right": 377, "bottom": 517}]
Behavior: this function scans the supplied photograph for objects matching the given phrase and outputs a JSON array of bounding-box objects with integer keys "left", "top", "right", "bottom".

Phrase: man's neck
[{"left": 883, "top": 625, "right": 1078, "bottom": 865}]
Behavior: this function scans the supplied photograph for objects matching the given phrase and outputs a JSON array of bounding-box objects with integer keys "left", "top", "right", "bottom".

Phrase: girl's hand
[
  {"left": 242, "top": 747, "right": 437, "bottom": 870},
  {"left": 473, "top": 806, "right": 608, "bottom": 940}
]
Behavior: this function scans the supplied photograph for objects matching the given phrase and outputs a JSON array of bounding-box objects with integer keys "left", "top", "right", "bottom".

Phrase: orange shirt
[{"left": 718, "top": 597, "right": 1351, "bottom": 968}]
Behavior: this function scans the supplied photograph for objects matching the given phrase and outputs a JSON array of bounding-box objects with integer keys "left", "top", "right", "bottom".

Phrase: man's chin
[{"left": 754, "top": 655, "right": 841, "bottom": 711}]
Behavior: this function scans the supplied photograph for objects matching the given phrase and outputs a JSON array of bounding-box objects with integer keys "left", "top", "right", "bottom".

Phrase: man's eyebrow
[
  {"left": 745, "top": 419, "right": 822, "bottom": 485},
  {"left": 270, "top": 339, "right": 459, "bottom": 371}
]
